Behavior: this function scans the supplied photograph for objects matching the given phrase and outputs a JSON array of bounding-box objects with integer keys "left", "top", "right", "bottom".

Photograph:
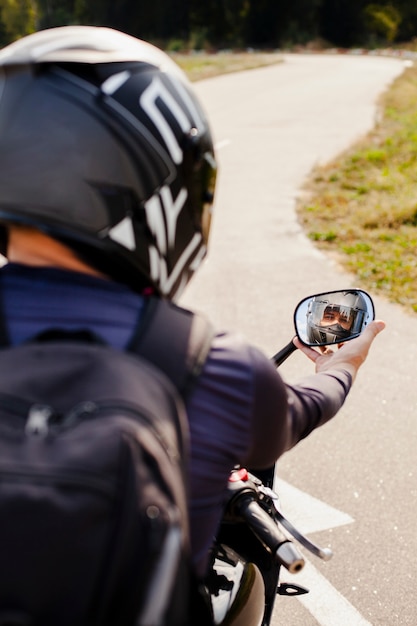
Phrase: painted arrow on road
[{"left": 273, "top": 478, "right": 372, "bottom": 626}]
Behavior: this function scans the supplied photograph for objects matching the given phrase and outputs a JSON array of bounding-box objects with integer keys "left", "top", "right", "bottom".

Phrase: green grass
[
  {"left": 172, "top": 51, "right": 283, "bottom": 81},
  {"left": 177, "top": 51, "right": 417, "bottom": 314},
  {"left": 296, "top": 62, "right": 417, "bottom": 314}
]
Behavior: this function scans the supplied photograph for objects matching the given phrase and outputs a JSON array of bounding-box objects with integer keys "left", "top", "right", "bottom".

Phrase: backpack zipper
[
  {"left": 0, "top": 466, "right": 115, "bottom": 497},
  {"left": 63, "top": 400, "right": 181, "bottom": 462},
  {"left": 0, "top": 393, "right": 181, "bottom": 461},
  {"left": 25, "top": 404, "right": 55, "bottom": 437}
]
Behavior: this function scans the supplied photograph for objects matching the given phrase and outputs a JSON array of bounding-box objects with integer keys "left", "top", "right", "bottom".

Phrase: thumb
[{"left": 362, "top": 319, "right": 386, "bottom": 342}]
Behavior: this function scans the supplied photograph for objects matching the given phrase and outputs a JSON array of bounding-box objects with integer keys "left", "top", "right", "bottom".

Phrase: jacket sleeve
[
  {"left": 284, "top": 369, "right": 352, "bottom": 445},
  {"left": 243, "top": 344, "right": 352, "bottom": 469}
]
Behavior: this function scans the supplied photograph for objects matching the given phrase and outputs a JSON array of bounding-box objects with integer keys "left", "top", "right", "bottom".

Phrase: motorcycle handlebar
[{"left": 232, "top": 491, "right": 305, "bottom": 574}]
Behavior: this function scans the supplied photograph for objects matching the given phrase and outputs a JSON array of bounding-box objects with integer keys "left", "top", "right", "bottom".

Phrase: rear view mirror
[{"left": 294, "top": 289, "right": 375, "bottom": 347}]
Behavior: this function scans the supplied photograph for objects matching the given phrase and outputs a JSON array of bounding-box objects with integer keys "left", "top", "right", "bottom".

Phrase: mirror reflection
[{"left": 295, "top": 289, "right": 375, "bottom": 346}]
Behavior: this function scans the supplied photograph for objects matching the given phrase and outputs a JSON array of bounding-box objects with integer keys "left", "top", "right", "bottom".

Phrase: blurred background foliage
[{"left": 1, "top": 1, "right": 417, "bottom": 50}]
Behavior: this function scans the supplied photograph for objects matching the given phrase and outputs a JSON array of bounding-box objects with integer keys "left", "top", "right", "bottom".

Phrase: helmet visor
[{"left": 310, "top": 300, "right": 366, "bottom": 337}]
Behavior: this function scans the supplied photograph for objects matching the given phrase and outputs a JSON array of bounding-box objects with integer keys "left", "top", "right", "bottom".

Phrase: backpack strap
[
  {"left": 0, "top": 287, "right": 214, "bottom": 398},
  {"left": 127, "top": 298, "right": 214, "bottom": 399}
]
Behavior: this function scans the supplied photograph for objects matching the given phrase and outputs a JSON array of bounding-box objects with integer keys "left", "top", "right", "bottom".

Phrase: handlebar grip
[{"left": 232, "top": 493, "right": 305, "bottom": 574}]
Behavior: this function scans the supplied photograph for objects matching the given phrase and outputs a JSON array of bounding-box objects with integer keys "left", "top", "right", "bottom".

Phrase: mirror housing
[{"left": 294, "top": 289, "right": 375, "bottom": 347}]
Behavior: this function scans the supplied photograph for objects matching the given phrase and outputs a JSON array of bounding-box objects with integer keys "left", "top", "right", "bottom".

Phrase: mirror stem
[{"left": 272, "top": 339, "right": 298, "bottom": 367}]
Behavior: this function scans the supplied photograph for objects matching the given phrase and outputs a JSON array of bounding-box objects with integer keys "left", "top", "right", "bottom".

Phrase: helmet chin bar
[{"left": 313, "top": 323, "right": 353, "bottom": 344}]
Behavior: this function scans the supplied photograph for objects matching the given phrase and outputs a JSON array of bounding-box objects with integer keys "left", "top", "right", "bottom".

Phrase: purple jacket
[{"left": 0, "top": 264, "right": 351, "bottom": 577}]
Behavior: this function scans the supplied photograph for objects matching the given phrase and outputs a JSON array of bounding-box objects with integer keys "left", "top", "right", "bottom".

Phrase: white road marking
[
  {"left": 274, "top": 478, "right": 354, "bottom": 534},
  {"left": 282, "top": 560, "right": 373, "bottom": 626},
  {"left": 274, "top": 479, "right": 372, "bottom": 625}
]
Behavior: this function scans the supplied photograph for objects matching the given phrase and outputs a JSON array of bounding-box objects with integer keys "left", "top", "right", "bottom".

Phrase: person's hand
[{"left": 293, "top": 320, "right": 385, "bottom": 382}]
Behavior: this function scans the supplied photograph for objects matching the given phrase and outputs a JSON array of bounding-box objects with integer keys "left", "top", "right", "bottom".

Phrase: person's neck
[{"left": 7, "top": 227, "right": 107, "bottom": 279}]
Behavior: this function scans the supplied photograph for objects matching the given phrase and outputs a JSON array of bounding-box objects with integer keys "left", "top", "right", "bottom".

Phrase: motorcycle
[{"left": 202, "top": 288, "right": 375, "bottom": 626}]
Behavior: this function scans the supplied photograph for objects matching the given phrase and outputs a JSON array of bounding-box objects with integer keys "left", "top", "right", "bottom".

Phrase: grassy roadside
[
  {"left": 177, "top": 51, "right": 417, "bottom": 315},
  {"left": 296, "top": 61, "right": 417, "bottom": 314},
  {"left": 172, "top": 51, "right": 283, "bottom": 81}
]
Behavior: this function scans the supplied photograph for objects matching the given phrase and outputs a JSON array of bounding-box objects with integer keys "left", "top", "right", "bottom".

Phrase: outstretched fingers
[{"left": 293, "top": 319, "right": 386, "bottom": 376}]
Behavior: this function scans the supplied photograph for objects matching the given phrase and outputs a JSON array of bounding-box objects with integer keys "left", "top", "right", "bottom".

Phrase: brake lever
[{"left": 258, "top": 485, "right": 333, "bottom": 562}]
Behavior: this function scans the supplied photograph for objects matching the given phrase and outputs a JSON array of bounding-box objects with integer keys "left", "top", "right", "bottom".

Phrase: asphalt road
[{"left": 179, "top": 54, "right": 417, "bottom": 625}]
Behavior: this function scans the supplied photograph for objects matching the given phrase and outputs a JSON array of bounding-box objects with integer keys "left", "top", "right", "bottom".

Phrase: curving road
[{"left": 180, "top": 54, "right": 417, "bottom": 625}]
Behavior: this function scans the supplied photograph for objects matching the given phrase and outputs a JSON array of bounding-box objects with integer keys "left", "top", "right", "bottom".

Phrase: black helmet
[
  {"left": 306, "top": 290, "right": 368, "bottom": 344},
  {"left": 0, "top": 26, "right": 217, "bottom": 299}
]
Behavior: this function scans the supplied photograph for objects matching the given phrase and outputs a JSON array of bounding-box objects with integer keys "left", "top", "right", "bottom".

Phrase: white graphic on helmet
[
  {"left": 144, "top": 183, "right": 187, "bottom": 254},
  {"left": 140, "top": 75, "right": 205, "bottom": 165},
  {"left": 149, "top": 233, "right": 203, "bottom": 296},
  {"left": 160, "top": 186, "right": 188, "bottom": 249},
  {"left": 137, "top": 73, "right": 209, "bottom": 295},
  {"left": 108, "top": 216, "right": 136, "bottom": 250},
  {"left": 145, "top": 184, "right": 202, "bottom": 295},
  {"left": 101, "top": 70, "right": 131, "bottom": 95}
]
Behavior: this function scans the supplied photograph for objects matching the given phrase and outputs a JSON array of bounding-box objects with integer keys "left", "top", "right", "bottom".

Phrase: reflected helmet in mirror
[
  {"left": 306, "top": 290, "right": 368, "bottom": 344},
  {"left": 0, "top": 26, "right": 217, "bottom": 299}
]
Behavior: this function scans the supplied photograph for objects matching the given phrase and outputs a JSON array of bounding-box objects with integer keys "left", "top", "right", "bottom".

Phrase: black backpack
[{"left": 0, "top": 297, "right": 213, "bottom": 626}]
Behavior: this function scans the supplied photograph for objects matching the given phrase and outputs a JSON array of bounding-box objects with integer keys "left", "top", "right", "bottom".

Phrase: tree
[
  {"left": 0, "top": 0, "right": 37, "bottom": 43},
  {"left": 320, "top": 0, "right": 363, "bottom": 47},
  {"left": 2, "top": 0, "right": 417, "bottom": 51},
  {"left": 36, "top": 0, "right": 78, "bottom": 28},
  {"left": 392, "top": 0, "right": 417, "bottom": 42},
  {"left": 363, "top": 3, "right": 401, "bottom": 44}
]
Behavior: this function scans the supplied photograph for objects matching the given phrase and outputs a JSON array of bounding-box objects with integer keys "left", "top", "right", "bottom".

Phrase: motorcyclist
[
  {"left": 0, "top": 26, "right": 385, "bottom": 583},
  {"left": 306, "top": 290, "right": 370, "bottom": 344}
]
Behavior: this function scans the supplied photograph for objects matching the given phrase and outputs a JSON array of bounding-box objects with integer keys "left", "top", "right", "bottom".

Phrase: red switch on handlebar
[{"left": 229, "top": 468, "right": 249, "bottom": 482}]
